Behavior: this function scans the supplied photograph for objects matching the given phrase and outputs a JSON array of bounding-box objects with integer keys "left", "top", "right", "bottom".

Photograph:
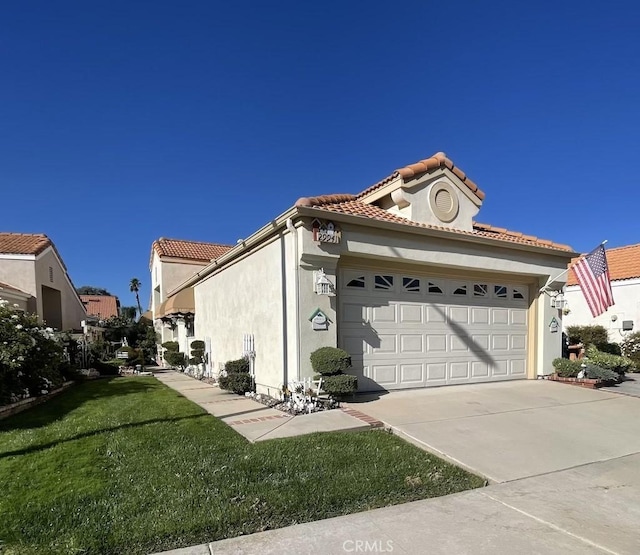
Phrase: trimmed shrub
[
  {"left": 164, "top": 351, "right": 187, "bottom": 369},
  {"left": 92, "top": 360, "right": 120, "bottom": 376},
  {"left": 621, "top": 332, "right": 640, "bottom": 371},
  {"left": 321, "top": 374, "right": 358, "bottom": 398},
  {"left": 597, "top": 343, "right": 622, "bottom": 356},
  {"left": 585, "top": 345, "right": 634, "bottom": 376},
  {"left": 190, "top": 340, "right": 205, "bottom": 366},
  {"left": 583, "top": 364, "right": 619, "bottom": 383},
  {"left": 566, "top": 325, "right": 608, "bottom": 347},
  {"left": 310, "top": 347, "right": 351, "bottom": 376},
  {"left": 219, "top": 372, "right": 252, "bottom": 394},
  {"left": 224, "top": 358, "right": 250, "bottom": 373},
  {"left": 552, "top": 358, "right": 583, "bottom": 378},
  {"left": 161, "top": 341, "right": 179, "bottom": 352}
]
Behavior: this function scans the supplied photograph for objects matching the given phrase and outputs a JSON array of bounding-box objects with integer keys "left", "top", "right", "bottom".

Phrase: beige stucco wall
[
  {"left": 194, "top": 234, "right": 294, "bottom": 395},
  {"left": 35, "top": 249, "right": 86, "bottom": 330},
  {"left": 0, "top": 257, "right": 37, "bottom": 297}
]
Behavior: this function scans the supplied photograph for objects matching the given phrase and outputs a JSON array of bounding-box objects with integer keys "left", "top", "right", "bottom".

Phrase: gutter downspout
[{"left": 286, "top": 218, "right": 301, "bottom": 381}]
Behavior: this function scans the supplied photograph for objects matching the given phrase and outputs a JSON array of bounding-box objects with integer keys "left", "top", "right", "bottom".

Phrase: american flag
[{"left": 572, "top": 244, "right": 614, "bottom": 317}]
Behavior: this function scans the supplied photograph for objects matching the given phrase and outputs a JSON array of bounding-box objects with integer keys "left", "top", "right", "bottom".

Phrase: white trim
[{"left": 0, "top": 253, "right": 36, "bottom": 261}]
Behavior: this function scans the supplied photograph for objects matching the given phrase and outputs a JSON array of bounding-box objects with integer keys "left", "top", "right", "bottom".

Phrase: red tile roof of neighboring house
[
  {"left": 151, "top": 238, "right": 233, "bottom": 264},
  {"left": 0, "top": 232, "right": 52, "bottom": 255},
  {"left": 80, "top": 295, "right": 120, "bottom": 319},
  {"left": 356, "top": 151, "right": 486, "bottom": 201},
  {"left": 567, "top": 244, "right": 640, "bottom": 285}
]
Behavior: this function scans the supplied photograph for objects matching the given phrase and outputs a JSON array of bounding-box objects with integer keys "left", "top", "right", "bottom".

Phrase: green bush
[
  {"left": 621, "top": 332, "right": 640, "bottom": 371},
  {"left": 597, "top": 343, "right": 622, "bottom": 356},
  {"left": 219, "top": 372, "right": 252, "bottom": 394},
  {"left": 585, "top": 345, "right": 634, "bottom": 376},
  {"left": 566, "top": 325, "right": 608, "bottom": 347},
  {"left": 161, "top": 341, "right": 179, "bottom": 352},
  {"left": 552, "top": 358, "right": 583, "bottom": 377},
  {"left": 583, "top": 364, "right": 619, "bottom": 383},
  {"left": 164, "top": 351, "right": 187, "bottom": 369},
  {"left": 190, "top": 340, "right": 205, "bottom": 366},
  {"left": 321, "top": 374, "right": 358, "bottom": 398},
  {"left": 224, "top": 358, "right": 250, "bottom": 373},
  {"left": 92, "top": 360, "right": 121, "bottom": 376},
  {"left": 310, "top": 347, "right": 351, "bottom": 376}
]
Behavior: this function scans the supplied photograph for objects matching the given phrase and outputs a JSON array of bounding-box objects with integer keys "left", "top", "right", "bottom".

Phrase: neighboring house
[
  {"left": 79, "top": 295, "right": 121, "bottom": 320},
  {"left": 563, "top": 243, "right": 640, "bottom": 342},
  {"left": 167, "top": 152, "right": 576, "bottom": 394},
  {"left": 0, "top": 232, "right": 87, "bottom": 331},
  {"left": 149, "top": 238, "right": 232, "bottom": 357}
]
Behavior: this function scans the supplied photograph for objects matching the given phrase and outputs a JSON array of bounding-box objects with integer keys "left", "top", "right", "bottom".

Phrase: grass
[{"left": 0, "top": 377, "right": 484, "bottom": 554}]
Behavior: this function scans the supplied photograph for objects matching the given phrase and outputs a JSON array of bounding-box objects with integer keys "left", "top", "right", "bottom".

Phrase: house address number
[{"left": 312, "top": 219, "right": 341, "bottom": 244}]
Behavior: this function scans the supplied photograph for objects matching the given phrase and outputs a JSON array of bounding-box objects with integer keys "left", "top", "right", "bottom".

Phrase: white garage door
[{"left": 339, "top": 269, "right": 530, "bottom": 391}]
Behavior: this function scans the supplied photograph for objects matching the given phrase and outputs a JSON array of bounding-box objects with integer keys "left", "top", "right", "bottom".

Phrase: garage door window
[
  {"left": 452, "top": 284, "right": 467, "bottom": 296},
  {"left": 347, "top": 276, "right": 366, "bottom": 288},
  {"left": 402, "top": 277, "right": 421, "bottom": 293},
  {"left": 494, "top": 285, "right": 508, "bottom": 298},
  {"left": 512, "top": 287, "right": 527, "bottom": 300},
  {"left": 473, "top": 284, "right": 488, "bottom": 297},
  {"left": 427, "top": 281, "right": 444, "bottom": 295},
  {"left": 374, "top": 275, "right": 394, "bottom": 290}
]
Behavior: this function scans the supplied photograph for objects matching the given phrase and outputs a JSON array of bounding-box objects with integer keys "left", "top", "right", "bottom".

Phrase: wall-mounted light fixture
[
  {"left": 551, "top": 293, "right": 567, "bottom": 309},
  {"left": 313, "top": 269, "right": 335, "bottom": 296}
]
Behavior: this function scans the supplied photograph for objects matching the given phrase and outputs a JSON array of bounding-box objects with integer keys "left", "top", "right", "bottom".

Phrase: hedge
[
  {"left": 321, "top": 374, "right": 358, "bottom": 398},
  {"left": 224, "top": 358, "right": 250, "bottom": 373},
  {"left": 219, "top": 372, "right": 252, "bottom": 394},
  {"left": 310, "top": 347, "right": 351, "bottom": 376}
]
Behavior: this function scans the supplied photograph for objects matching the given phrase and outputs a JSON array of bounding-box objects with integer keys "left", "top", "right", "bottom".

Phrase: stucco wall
[
  {"left": 563, "top": 279, "right": 640, "bottom": 342},
  {"left": 194, "top": 235, "right": 291, "bottom": 395},
  {"left": 35, "top": 249, "right": 86, "bottom": 330},
  {"left": 0, "top": 257, "right": 37, "bottom": 297}
]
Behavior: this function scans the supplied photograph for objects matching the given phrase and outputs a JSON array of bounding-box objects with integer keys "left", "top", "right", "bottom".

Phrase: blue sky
[{"left": 1, "top": 1, "right": 639, "bottom": 309}]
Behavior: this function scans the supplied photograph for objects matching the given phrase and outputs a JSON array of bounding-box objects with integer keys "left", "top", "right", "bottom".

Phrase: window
[
  {"left": 453, "top": 284, "right": 467, "bottom": 296},
  {"left": 494, "top": 285, "right": 508, "bottom": 298},
  {"left": 346, "top": 276, "right": 365, "bottom": 289},
  {"left": 402, "top": 277, "right": 420, "bottom": 292},
  {"left": 427, "top": 281, "right": 444, "bottom": 294},
  {"left": 513, "top": 287, "right": 526, "bottom": 300},
  {"left": 473, "top": 284, "right": 488, "bottom": 297},
  {"left": 48, "top": 266, "right": 53, "bottom": 283},
  {"left": 374, "top": 275, "right": 394, "bottom": 290}
]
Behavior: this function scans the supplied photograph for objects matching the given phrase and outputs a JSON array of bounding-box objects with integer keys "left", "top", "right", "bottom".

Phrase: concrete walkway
[
  {"left": 153, "top": 370, "right": 371, "bottom": 442},
  {"left": 154, "top": 379, "right": 640, "bottom": 555}
]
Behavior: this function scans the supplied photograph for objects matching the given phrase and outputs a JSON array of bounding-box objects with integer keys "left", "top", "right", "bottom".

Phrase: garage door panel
[
  {"left": 401, "top": 364, "right": 424, "bottom": 383},
  {"left": 450, "top": 362, "right": 470, "bottom": 380},
  {"left": 372, "top": 334, "right": 397, "bottom": 354},
  {"left": 399, "top": 304, "right": 423, "bottom": 323},
  {"left": 340, "top": 269, "right": 529, "bottom": 391},
  {"left": 400, "top": 334, "right": 423, "bottom": 353},
  {"left": 427, "top": 334, "right": 447, "bottom": 352}
]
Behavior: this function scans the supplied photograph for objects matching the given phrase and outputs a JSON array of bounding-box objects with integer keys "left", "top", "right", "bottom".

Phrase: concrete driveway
[{"left": 344, "top": 379, "right": 640, "bottom": 483}]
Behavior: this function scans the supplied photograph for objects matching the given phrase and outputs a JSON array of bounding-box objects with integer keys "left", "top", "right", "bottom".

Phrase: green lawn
[{"left": 0, "top": 378, "right": 484, "bottom": 554}]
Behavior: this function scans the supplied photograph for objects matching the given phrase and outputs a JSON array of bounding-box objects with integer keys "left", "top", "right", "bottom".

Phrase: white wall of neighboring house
[{"left": 564, "top": 279, "right": 640, "bottom": 342}]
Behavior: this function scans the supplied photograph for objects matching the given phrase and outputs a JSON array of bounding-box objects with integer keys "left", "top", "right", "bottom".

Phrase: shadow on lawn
[
  {"left": 0, "top": 377, "right": 164, "bottom": 432},
  {"left": 0, "top": 413, "right": 208, "bottom": 459}
]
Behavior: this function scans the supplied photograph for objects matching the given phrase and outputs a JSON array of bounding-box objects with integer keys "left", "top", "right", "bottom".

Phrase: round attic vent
[{"left": 429, "top": 181, "right": 459, "bottom": 223}]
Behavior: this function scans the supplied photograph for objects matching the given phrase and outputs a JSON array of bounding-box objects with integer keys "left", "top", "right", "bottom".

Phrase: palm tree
[{"left": 129, "top": 278, "right": 143, "bottom": 318}]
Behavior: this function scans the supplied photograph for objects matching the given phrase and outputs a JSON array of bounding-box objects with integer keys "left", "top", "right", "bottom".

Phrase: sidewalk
[{"left": 153, "top": 370, "right": 373, "bottom": 442}]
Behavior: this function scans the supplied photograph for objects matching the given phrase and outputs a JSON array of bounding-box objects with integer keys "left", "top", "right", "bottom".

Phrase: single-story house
[
  {"left": 0, "top": 232, "right": 87, "bottom": 331},
  {"left": 166, "top": 152, "right": 576, "bottom": 395},
  {"left": 150, "top": 237, "right": 232, "bottom": 358},
  {"left": 563, "top": 243, "right": 640, "bottom": 342}
]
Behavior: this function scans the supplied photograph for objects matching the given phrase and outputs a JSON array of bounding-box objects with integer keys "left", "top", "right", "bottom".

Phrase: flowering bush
[
  {"left": 621, "top": 332, "right": 640, "bottom": 372},
  {"left": 0, "top": 299, "right": 67, "bottom": 405}
]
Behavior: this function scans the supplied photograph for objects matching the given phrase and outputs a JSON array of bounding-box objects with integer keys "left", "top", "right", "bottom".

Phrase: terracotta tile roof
[
  {"left": 356, "top": 152, "right": 485, "bottom": 201},
  {"left": 80, "top": 295, "right": 120, "bottom": 319},
  {"left": 567, "top": 244, "right": 640, "bottom": 285},
  {"left": 0, "top": 232, "right": 51, "bottom": 255},
  {"left": 299, "top": 198, "right": 573, "bottom": 252},
  {"left": 151, "top": 238, "right": 233, "bottom": 264}
]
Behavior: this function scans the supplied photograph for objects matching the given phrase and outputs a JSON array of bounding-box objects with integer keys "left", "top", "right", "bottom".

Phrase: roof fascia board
[
  {"left": 296, "top": 206, "right": 578, "bottom": 259},
  {"left": 358, "top": 174, "right": 403, "bottom": 204},
  {"left": 0, "top": 253, "right": 36, "bottom": 261}
]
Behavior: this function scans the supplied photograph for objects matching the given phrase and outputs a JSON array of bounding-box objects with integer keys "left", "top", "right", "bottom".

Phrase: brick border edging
[
  {"left": 547, "top": 374, "right": 604, "bottom": 389},
  {"left": 0, "top": 381, "right": 76, "bottom": 420},
  {"left": 340, "top": 407, "right": 384, "bottom": 428}
]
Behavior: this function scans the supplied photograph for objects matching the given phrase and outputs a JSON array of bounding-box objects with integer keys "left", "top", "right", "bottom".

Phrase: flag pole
[{"left": 538, "top": 240, "right": 608, "bottom": 294}]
